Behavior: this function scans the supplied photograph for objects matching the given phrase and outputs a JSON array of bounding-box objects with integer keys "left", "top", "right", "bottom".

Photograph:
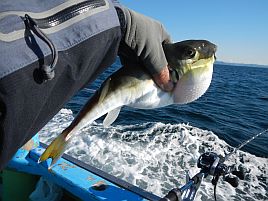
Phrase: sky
[{"left": 120, "top": 0, "right": 268, "bottom": 65}]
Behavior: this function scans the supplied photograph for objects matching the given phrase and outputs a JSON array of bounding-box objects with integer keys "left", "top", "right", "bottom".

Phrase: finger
[{"left": 152, "top": 66, "right": 174, "bottom": 92}]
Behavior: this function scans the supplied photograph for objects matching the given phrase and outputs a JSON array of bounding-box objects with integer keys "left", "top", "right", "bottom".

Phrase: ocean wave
[{"left": 39, "top": 109, "right": 268, "bottom": 201}]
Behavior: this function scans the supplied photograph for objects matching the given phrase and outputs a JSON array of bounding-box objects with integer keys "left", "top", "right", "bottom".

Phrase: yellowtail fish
[{"left": 39, "top": 40, "right": 217, "bottom": 169}]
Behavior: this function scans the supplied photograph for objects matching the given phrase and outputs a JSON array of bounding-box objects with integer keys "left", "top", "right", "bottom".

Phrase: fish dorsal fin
[
  {"left": 99, "top": 78, "right": 111, "bottom": 104},
  {"left": 103, "top": 107, "right": 121, "bottom": 128}
]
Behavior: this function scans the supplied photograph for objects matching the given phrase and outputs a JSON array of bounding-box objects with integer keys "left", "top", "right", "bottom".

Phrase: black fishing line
[
  {"left": 224, "top": 128, "right": 268, "bottom": 161},
  {"left": 212, "top": 128, "right": 268, "bottom": 201}
]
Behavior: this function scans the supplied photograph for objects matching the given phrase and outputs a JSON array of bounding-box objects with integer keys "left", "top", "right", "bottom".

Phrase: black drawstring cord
[{"left": 24, "top": 14, "right": 58, "bottom": 81}]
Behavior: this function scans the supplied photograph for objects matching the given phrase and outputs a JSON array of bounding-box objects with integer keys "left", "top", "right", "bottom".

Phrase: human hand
[
  {"left": 118, "top": 7, "right": 174, "bottom": 92},
  {"left": 152, "top": 66, "right": 174, "bottom": 92}
]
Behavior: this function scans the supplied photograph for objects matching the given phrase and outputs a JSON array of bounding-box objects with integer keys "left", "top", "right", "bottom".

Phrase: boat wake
[{"left": 39, "top": 109, "right": 268, "bottom": 201}]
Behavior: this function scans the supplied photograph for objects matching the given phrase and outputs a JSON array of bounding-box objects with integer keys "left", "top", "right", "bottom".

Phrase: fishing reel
[
  {"left": 160, "top": 129, "right": 267, "bottom": 201},
  {"left": 160, "top": 152, "right": 245, "bottom": 201},
  {"left": 197, "top": 152, "right": 245, "bottom": 188}
]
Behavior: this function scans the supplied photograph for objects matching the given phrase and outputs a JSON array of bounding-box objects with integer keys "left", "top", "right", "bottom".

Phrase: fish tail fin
[{"left": 38, "top": 131, "right": 69, "bottom": 169}]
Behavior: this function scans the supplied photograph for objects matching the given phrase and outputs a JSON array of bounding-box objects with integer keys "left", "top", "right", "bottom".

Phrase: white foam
[{"left": 39, "top": 109, "right": 268, "bottom": 200}]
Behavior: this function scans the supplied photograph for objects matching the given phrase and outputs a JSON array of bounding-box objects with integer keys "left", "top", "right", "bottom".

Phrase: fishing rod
[{"left": 160, "top": 128, "right": 268, "bottom": 201}]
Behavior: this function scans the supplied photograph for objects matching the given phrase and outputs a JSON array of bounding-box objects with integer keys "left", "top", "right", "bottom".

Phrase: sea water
[{"left": 39, "top": 59, "right": 268, "bottom": 200}]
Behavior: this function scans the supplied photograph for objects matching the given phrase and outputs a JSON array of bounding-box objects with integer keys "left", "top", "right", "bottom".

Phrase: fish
[{"left": 39, "top": 40, "right": 217, "bottom": 169}]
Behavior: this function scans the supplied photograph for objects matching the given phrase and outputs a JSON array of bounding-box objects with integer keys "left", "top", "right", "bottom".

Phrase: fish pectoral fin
[{"left": 103, "top": 107, "right": 121, "bottom": 128}]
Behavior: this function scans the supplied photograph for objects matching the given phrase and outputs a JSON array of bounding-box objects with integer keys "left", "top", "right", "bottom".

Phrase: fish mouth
[
  {"left": 169, "top": 54, "right": 216, "bottom": 83},
  {"left": 164, "top": 40, "right": 217, "bottom": 104},
  {"left": 169, "top": 66, "right": 180, "bottom": 83},
  {"left": 164, "top": 40, "right": 217, "bottom": 83}
]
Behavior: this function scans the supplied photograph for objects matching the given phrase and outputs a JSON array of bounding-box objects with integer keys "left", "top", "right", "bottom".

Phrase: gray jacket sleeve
[{"left": 121, "top": 7, "right": 171, "bottom": 75}]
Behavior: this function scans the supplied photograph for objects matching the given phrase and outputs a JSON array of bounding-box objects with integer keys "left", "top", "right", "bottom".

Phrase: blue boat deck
[{"left": 5, "top": 141, "right": 160, "bottom": 201}]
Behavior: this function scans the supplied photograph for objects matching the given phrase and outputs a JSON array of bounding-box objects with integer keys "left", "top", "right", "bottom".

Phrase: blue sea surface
[
  {"left": 38, "top": 58, "right": 268, "bottom": 200},
  {"left": 66, "top": 59, "right": 268, "bottom": 157}
]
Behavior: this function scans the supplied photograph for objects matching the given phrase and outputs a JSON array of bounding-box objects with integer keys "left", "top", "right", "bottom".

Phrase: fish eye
[{"left": 186, "top": 48, "right": 196, "bottom": 58}]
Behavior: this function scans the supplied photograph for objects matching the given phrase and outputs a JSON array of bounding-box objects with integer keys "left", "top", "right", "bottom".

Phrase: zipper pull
[{"left": 24, "top": 14, "right": 58, "bottom": 82}]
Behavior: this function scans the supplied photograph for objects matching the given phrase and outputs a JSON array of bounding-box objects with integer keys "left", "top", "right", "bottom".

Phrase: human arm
[{"left": 119, "top": 7, "right": 174, "bottom": 91}]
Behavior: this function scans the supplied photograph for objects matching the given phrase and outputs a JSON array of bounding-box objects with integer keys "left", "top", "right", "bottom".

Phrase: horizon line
[{"left": 215, "top": 60, "right": 268, "bottom": 68}]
